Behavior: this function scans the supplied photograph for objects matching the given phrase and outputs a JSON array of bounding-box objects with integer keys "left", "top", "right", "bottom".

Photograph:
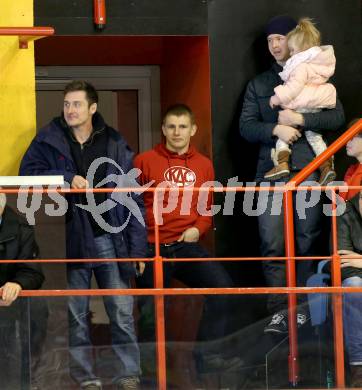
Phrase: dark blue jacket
[
  {"left": 0, "top": 206, "right": 44, "bottom": 290},
  {"left": 239, "top": 63, "right": 345, "bottom": 181},
  {"left": 19, "top": 113, "right": 147, "bottom": 278}
]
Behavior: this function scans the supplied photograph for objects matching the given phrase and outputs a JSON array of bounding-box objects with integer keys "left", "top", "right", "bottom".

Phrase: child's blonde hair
[{"left": 287, "top": 18, "right": 321, "bottom": 52}]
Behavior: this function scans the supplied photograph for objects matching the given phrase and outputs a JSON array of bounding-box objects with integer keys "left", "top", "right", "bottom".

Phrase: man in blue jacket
[
  {"left": 20, "top": 81, "right": 147, "bottom": 390},
  {"left": 239, "top": 16, "right": 345, "bottom": 334}
]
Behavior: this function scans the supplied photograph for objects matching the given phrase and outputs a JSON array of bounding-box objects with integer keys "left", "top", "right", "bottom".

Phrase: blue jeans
[
  {"left": 343, "top": 277, "right": 362, "bottom": 365},
  {"left": 67, "top": 234, "right": 140, "bottom": 385},
  {"left": 257, "top": 173, "right": 322, "bottom": 313}
]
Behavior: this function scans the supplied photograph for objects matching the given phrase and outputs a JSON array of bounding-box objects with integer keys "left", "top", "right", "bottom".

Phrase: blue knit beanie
[{"left": 265, "top": 15, "right": 297, "bottom": 37}]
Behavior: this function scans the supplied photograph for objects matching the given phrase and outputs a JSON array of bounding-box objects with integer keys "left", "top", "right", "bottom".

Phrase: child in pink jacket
[{"left": 266, "top": 18, "right": 337, "bottom": 185}]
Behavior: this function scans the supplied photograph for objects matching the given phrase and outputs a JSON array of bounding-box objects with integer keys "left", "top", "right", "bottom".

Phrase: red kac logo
[{"left": 164, "top": 166, "right": 196, "bottom": 187}]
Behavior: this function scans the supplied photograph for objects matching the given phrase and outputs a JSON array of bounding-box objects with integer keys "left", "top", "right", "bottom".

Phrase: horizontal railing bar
[
  {"left": 0, "top": 185, "right": 361, "bottom": 194},
  {"left": 0, "top": 256, "right": 331, "bottom": 263},
  {"left": 8, "top": 286, "right": 362, "bottom": 297},
  {"left": 0, "top": 258, "right": 151, "bottom": 264},
  {"left": 0, "top": 27, "right": 55, "bottom": 36},
  {"left": 0, "top": 176, "right": 63, "bottom": 186},
  {"left": 149, "top": 256, "right": 329, "bottom": 262}
]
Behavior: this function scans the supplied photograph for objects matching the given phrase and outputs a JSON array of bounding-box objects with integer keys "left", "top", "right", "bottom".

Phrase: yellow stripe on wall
[{"left": 0, "top": 0, "right": 35, "bottom": 175}]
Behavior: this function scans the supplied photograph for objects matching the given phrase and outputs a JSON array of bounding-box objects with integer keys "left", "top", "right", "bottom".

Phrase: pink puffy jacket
[{"left": 274, "top": 45, "right": 337, "bottom": 111}]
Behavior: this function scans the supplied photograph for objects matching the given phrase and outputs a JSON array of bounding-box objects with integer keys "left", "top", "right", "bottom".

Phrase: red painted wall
[
  {"left": 35, "top": 36, "right": 163, "bottom": 65},
  {"left": 160, "top": 37, "right": 212, "bottom": 158}
]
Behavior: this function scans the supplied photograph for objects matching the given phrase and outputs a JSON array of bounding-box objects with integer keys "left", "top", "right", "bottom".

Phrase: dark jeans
[
  {"left": 257, "top": 173, "right": 322, "bottom": 314},
  {"left": 29, "top": 297, "right": 49, "bottom": 383},
  {"left": 137, "top": 241, "right": 233, "bottom": 356},
  {"left": 67, "top": 234, "right": 140, "bottom": 386},
  {"left": 0, "top": 297, "right": 47, "bottom": 390},
  {"left": 0, "top": 299, "right": 28, "bottom": 390}
]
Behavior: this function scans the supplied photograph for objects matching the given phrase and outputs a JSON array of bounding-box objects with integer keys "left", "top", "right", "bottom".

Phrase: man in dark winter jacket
[
  {"left": 0, "top": 192, "right": 43, "bottom": 303},
  {"left": 0, "top": 192, "right": 45, "bottom": 390},
  {"left": 239, "top": 15, "right": 345, "bottom": 334},
  {"left": 20, "top": 81, "right": 147, "bottom": 390}
]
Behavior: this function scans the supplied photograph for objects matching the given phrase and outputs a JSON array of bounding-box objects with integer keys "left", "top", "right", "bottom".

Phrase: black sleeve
[
  {"left": 303, "top": 98, "right": 345, "bottom": 133},
  {"left": 239, "top": 80, "right": 276, "bottom": 145},
  {"left": 337, "top": 214, "right": 355, "bottom": 252},
  {"left": 10, "top": 223, "right": 44, "bottom": 290}
]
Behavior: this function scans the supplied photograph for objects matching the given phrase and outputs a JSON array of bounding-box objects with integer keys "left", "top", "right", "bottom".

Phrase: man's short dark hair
[
  {"left": 162, "top": 104, "right": 195, "bottom": 124},
  {"left": 63, "top": 80, "right": 98, "bottom": 107}
]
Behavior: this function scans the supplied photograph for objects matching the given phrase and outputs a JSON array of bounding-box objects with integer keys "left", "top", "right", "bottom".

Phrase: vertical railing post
[
  {"left": 283, "top": 188, "right": 299, "bottom": 386},
  {"left": 331, "top": 190, "right": 345, "bottom": 388},
  {"left": 153, "top": 188, "right": 167, "bottom": 390}
]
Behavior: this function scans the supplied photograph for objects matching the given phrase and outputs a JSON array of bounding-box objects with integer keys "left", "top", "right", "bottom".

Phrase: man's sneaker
[
  {"left": 117, "top": 376, "right": 140, "bottom": 390},
  {"left": 264, "top": 311, "right": 309, "bottom": 334},
  {"left": 297, "top": 312, "right": 308, "bottom": 327},
  {"left": 81, "top": 381, "right": 102, "bottom": 390},
  {"left": 264, "top": 312, "right": 288, "bottom": 334}
]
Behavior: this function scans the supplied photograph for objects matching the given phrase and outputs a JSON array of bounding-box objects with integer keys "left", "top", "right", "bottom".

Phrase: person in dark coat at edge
[
  {"left": 322, "top": 125, "right": 362, "bottom": 387},
  {"left": 239, "top": 15, "right": 345, "bottom": 334},
  {"left": 19, "top": 81, "right": 147, "bottom": 390},
  {"left": 0, "top": 191, "right": 45, "bottom": 390}
]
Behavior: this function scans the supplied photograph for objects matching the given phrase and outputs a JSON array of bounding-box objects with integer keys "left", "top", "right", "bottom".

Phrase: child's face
[
  {"left": 346, "top": 135, "right": 362, "bottom": 159},
  {"left": 288, "top": 40, "right": 301, "bottom": 57}
]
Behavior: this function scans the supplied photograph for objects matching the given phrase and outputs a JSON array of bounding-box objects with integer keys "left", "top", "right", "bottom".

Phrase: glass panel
[
  {"left": 1, "top": 292, "right": 358, "bottom": 389},
  {"left": 0, "top": 298, "right": 31, "bottom": 390}
]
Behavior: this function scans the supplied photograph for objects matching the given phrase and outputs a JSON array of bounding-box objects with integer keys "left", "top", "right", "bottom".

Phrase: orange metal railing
[
  {"left": 0, "top": 27, "right": 54, "bottom": 48},
  {"left": 284, "top": 118, "right": 361, "bottom": 388},
  {"left": 0, "top": 118, "right": 361, "bottom": 389}
]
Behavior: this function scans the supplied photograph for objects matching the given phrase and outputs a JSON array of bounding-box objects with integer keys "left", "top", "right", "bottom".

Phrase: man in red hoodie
[{"left": 134, "top": 104, "right": 241, "bottom": 374}]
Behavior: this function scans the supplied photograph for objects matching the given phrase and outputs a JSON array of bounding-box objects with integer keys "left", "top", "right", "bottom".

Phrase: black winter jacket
[
  {"left": 239, "top": 63, "right": 345, "bottom": 181},
  {"left": 0, "top": 206, "right": 44, "bottom": 290},
  {"left": 19, "top": 112, "right": 147, "bottom": 278},
  {"left": 324, "top": 193, "right": 362, "bottom": 280},
  {"left": 337, "top": 193, "right": 362, "bottom": 255}
]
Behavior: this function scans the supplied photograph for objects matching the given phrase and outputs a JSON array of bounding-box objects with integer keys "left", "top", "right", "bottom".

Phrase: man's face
[
  {"left": 63, "top": 91, "right": 97, "bottom": 129},
  {"left": 0, "top": 206, "right": 3, "bottom": 217},
  {"left": 267, "top": 34, "right": 290, "bottom": 63},
  {"left": 162, "top": 114, "right": 197, "bottom": 154},
  {"left": 346, "top": 135, "right": 362, "bottom": 159}
]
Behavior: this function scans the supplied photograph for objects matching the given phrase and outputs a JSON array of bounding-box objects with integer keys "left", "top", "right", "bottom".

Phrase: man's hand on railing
[
  {"left": 0, "top": 282, "right": 22, "bottom": 306},
  {"left": 71, "top": 175, "right": 89, "bottom": 189}
]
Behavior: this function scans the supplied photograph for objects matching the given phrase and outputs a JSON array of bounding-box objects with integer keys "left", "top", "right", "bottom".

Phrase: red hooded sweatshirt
[{"left": 134, "top": 143, "right": 214, "bottom": 243}]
